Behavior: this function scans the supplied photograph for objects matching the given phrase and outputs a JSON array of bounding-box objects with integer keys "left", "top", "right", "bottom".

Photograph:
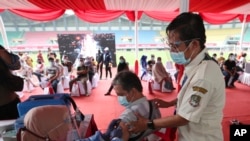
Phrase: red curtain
[
  {"left": 200, "top": 13, "right": 240, "bottom": 24},
  {"left": 125, "top": 11, "right": 143, "bottom": 22},
  {"left": 74, "top": 10, "right": 124, "bottom": 23},
  {"left": 28, "top": 0, "right": 106, "bottom": 10},
  {"left": 9, "top": 9, "right": 65, "bottom": 21},
  {"left": 190, "top": 0, "right": 250, "bottom": 13},
  {"left": 144, "top": 11, "right": 179, "bottom": 22},
  {"left": 239, "top": 15, "right": 250, "bottom": 22}
]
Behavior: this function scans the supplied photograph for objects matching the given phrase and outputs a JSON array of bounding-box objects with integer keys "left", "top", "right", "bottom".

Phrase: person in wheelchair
[{"left": 69, "top": 56, "right": 89, "bottom": 95}]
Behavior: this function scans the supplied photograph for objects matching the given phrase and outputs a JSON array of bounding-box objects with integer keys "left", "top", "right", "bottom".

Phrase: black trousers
[
  {"left": 98, "top": 62, "right": 103, "bottom": 79},
  {"left": 105, "top": 66, "right": 112, "bottom": 78}
]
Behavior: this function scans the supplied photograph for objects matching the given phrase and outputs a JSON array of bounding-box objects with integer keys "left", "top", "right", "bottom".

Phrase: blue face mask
[
  {"left": 118, "top": 96, "right": 130, "bottom": 107},
  {"left": 170, "top": 51, "right": 190, "bottom": 65}
]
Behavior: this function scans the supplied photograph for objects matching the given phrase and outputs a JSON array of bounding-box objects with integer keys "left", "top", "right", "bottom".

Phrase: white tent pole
[
  {"left": 180, "top": 0, "right": 189, "bottom": 13},
  {"left": 0, "top": 16, "right": 9, "bottom": 50},
  {"left": 239, "top": 14, "right": 247, "bottom": 52},
  {"left": 134, "top": 11, "right": 138, "bottom": 60}
]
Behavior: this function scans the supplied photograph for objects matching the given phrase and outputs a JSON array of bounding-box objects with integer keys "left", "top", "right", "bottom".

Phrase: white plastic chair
[
  {"left": 165, "top": 61, "right": 177, "bottom": 80},
  {"left": 71, "top": 81, "right": 92, "bottom": 96},
  {"left": 241, "top": 62, "right": 250, "bottom": 86}
]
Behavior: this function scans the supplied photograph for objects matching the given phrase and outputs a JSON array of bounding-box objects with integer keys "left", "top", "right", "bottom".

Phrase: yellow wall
[{"left": 206, "top": 28, "right": 241, "bottom": 45}]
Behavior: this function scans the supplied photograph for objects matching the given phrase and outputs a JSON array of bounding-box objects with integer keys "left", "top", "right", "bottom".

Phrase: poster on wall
[
  {"left": 57, "top": 33, "right": 116, "bottom": 67},
  {"left": 93, "top": 33, "right": 116, "bottom": 67}
]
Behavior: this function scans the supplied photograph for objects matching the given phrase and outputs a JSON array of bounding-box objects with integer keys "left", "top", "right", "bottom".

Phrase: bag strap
[
  {"left": 17, "top": 127, "right": 53, "bottom": 141},
  {"left": 64, "top": 95, "right": 85, "bottom": 121},
  {"left": 128, "top": 101, "right": 153, "bottom": 141}
]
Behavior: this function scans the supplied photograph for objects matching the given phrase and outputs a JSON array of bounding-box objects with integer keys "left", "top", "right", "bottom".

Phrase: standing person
[
  {"left": 128, "top": 12, "right": 225, "bottom": 141},
  {"left": 96, "top": 49, "right": 104, "bottom": 79},
  {"left": 103, "top": 47, "right": 112, "bottom": 79},
  {"left": 105, "top": 56, "right": 129, "bottom": 96},
  {"left": 140, "top": 55, "right": 148, "bottom": 80},
  {"left": 0, "top": 45, "right": 23, "bottom": 120}
]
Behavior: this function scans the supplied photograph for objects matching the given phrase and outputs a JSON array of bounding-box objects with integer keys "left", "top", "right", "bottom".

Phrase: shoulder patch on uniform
[
  {"left": 189, "top": 94, "right": 201, "bottom": 107},
  {"left": 192, "top": 86, "right": 207, "bottom": 94}
]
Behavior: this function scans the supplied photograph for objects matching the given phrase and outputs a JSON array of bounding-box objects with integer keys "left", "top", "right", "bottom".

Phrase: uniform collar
[{"left": 185, "top": 48, "right": 207, "bottom": 75}]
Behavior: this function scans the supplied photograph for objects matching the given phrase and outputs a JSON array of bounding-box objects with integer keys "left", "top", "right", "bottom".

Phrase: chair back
[{"left": 245, "top": 62, "right": 250, "bottom": 73}]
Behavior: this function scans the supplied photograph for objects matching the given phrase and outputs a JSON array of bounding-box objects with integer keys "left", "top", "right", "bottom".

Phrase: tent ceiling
[
  {"left": 0, "top": 0, "right": 250, "bottom": 23},
  {"left": 0, "top": 0, "right": 249, "bottom": 14}
]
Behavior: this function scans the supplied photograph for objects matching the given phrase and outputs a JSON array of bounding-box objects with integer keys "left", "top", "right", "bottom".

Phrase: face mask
[
  {"left": 229, "top": 56, "right": 235, "bottom": 61},
  {"left": 170, "top": 51, "right": 190, "bottom": 65},
  {"left": 157, "top": 61, "right": 161, "bottom": 63},
  {"left": 118, "top": 96, "right": 130, "bottom": 107},
  {"left": 63, "top": 59, "right": 68, "bottom": 63},
  {"left": 119, "top": 60, "right": 124, "bottom": 63},
  {"left": 170, "top": 45, "right": 195, "bottom": 65},
  {"left": 49, "top": 62, "right": 54, "bottom": 67}
]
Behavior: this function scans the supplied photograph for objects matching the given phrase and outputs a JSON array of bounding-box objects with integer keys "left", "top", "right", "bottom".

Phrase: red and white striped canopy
[{"left": 0, "top": 0, "right": 250, "bottom": 23}]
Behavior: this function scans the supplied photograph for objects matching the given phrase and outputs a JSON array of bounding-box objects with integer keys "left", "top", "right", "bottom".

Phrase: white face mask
[
  {"left": 49, "top": 62, "right": 54, "bottom": 67},
  {"left": 63, "top": 59, "right": 68, "bottom": 63},
  {"left": 229, "top": 56, "right": 235, "bottom": 61}
]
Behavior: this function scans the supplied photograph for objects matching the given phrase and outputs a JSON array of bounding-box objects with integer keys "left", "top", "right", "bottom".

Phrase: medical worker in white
[{"left": 128, "top": 12, "right": 225, "bottom": 141}]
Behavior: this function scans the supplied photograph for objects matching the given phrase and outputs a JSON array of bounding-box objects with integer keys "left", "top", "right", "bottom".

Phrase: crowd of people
[{"left": 211, "top": 51, "right": 247, "bottom": 88}]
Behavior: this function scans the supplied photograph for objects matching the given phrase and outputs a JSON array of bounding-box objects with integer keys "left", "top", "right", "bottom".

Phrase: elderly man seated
[{"left": 149, "top": 57, "right": 175, "bottom": 93}]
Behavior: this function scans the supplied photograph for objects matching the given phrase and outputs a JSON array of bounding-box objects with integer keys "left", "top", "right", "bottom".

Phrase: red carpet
[{"left": 20, "top": 68, "right": 250, "bottom": 141}]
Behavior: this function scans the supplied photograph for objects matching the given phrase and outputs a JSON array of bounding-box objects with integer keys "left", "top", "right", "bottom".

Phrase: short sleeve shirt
[
  {"left": 119, "top": 97, "right": 161, "bottom": 140},
  {"left": 176, "top": 49, "right": 225, "bottom": 141}
]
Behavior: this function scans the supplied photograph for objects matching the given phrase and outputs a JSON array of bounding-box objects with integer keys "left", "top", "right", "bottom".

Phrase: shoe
[{"left": 105, "top": 92, "right": 111, "bottom": 96}]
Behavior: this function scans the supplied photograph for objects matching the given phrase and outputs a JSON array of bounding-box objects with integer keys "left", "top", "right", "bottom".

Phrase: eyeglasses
[{"left": 166, "top": 38, "right": 200, "bottom": 50}]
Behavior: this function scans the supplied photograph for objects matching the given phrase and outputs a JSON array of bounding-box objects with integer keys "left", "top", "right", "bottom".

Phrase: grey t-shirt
[{"left": 119, "top": 97, "right": 161, "bottom": 140}]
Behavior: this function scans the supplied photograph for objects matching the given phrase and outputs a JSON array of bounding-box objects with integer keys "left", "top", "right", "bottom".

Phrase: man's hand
[
  {"left": 152, "top": 98, "right": 173, "bottom": 108},
  {"left": 119, "top": 122, "right": 129, "bottom": 141}
]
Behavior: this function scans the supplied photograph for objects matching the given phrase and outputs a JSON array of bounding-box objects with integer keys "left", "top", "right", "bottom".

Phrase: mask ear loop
[{"left": 185, "top": 41, "right": 198, "bottom": 62}]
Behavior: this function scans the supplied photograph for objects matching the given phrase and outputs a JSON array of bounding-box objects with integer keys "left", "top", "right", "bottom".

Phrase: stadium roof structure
[
  {"left": 0, "top": 0, "right": 249, "bottom": 52},
  {"left": 0, "top": 0, "right": 249, "bottom": 23}
]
